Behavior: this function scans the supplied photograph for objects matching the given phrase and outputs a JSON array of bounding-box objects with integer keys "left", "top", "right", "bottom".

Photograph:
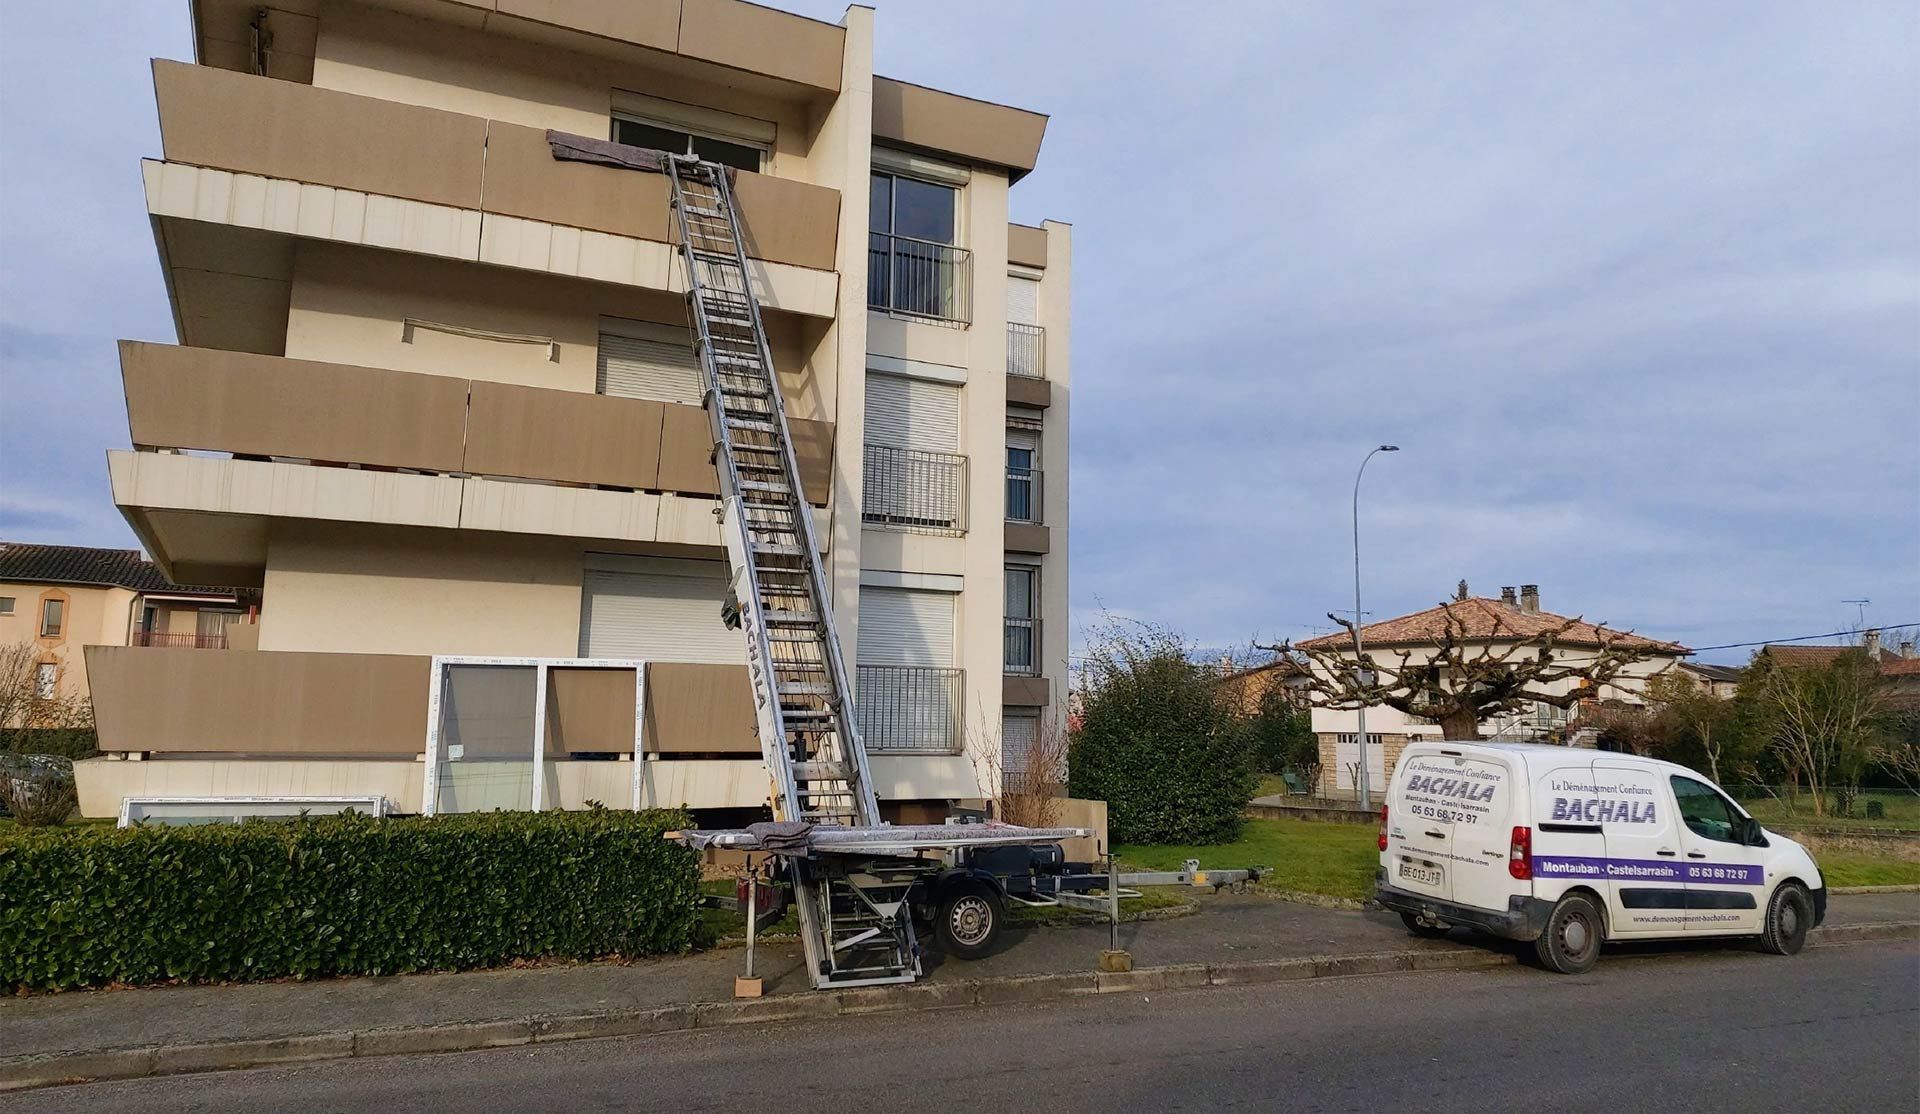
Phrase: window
[
  {"left": 611, "top": 116, "right": 762, "bottom": 172},
  {"left": 1002, "top": 711, "right": 1038, "bottom": 780},
  {"left": 0, "top": 596, "right": 13, "bottom": 615},
  {"left": 35, "top": 662, "right": 56, "bottom": 699},
  {"left": 1004, "top": 566, "right": 1038, "bottom": 675},
  {"left": 1670, "top": 775, "right": 1741, "bottom": 843},
  {"left": 869, "top": 170, "right": 968, "bottom": 320},
  {"left": 597, "top": 319, "right": 702, "bottom": 405},
  {"left": 1006, "top": 425, "right": 1040, "bottom": 523},
  {"left": 39, "top": 598, "right": 63, "bottom": 638}
]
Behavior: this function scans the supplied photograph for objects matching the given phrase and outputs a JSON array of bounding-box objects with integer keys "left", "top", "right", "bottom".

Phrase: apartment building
[
  {"left": 77, "top": 0, "right": 1071, "bottom": 820},
  {"left": 0, "top": 543, "right": 249, "bottom": 709}
]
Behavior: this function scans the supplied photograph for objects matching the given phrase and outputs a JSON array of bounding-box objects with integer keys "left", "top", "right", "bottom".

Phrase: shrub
[
  {"left": 0, "top": 755, "right": 76, "bottom": 826},
  {"left": 0, "top": 808, "right": 701, "bottom": 990},
  {"left": 1068, "top": 618, "right": 1257, "bottom": 844}
]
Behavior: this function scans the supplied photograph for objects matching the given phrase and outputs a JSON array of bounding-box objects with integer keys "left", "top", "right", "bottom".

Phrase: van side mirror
[{"left": 1743, "top": 817, "right": 1768, "bottom": 847}]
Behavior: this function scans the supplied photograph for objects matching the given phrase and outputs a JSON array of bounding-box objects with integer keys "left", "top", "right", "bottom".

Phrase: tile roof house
[{"left": 1297, "top": 586, "right": 1685, "bottom": 654}]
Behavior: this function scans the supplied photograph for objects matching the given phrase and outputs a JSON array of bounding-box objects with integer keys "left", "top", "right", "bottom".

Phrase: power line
[{"left": 1685, "top": 623, "right": 1919, "bottom": 654}]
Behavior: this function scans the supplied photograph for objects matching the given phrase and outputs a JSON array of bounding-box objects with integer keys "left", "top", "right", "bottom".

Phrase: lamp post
[{"left": 1351, "top": 444, "right": 1399, "bottom": 810}]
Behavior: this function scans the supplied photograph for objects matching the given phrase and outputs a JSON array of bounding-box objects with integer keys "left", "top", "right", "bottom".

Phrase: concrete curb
[
  {"left": 3, "top": 923, "right": 1912, "bottom": 1093},
  {"left": 1828, "top": 884, "right": 1920, "bottom": 895}
]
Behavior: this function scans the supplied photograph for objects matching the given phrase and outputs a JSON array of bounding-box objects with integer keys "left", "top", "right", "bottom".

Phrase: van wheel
[
  {"left": 935, "top": 882, "right": 1004, "bottom": 960},
  {"left": 1400, "top": 911, "right": 1450, "bottom": 939},
  {"left": 1534, "top": 893, "right": 1604, "bottom": 974},
  {"left": 1760, "top": 883, "right": 1811, "bottom": 956}
]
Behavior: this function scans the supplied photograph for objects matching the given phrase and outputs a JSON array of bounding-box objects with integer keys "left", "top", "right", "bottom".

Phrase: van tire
[
  {"left": 1760, "top": 883, "right": 1811, "bottom": 956},
  {"left": 1400, "top": 911, "right": 1451, "bottom": 939},
  {"left": 1534, "top": 893, "right": 1604, "bottom": 974}
]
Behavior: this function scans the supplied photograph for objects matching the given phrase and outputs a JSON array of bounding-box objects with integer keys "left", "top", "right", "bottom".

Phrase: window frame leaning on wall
[{"left": 421, "top": 655, "right": 650, "bottom": 816}]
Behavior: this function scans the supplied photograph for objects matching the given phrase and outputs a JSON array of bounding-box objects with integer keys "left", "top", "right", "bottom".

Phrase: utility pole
[{"left": 1351, "top": 445, "right": 1399, "bottom": 811}]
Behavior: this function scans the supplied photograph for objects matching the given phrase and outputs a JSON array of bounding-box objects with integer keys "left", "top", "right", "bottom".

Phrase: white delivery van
[{"left": 1375, "top": 742, "right": 1826, "bottom": 974}]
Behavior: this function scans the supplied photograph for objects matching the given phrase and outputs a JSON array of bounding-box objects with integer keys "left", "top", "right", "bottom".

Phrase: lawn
[
  {"left": 1811, "top": 853, "right": 1920, "bottom": 889},
  {"left": 1737, "top": 791, "right": 1920, "bottom": 833},
  {"left": 1116, "top": 818, "right": 1379, "bottom": 903}
]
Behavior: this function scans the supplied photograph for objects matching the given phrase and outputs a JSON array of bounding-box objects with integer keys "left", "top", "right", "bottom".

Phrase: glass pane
[
  {"left": 690, "top": 133, "right": 762, "bottom": 172},
  {"left": 1004, "top": 569, "right": 1033, "bottom": 619},
  {"left": 892, "top": 177, "right": 955, "bottom": 243},
  {"left": 614, "top": 119, "right": 691, "bottom": 154},
  {"left": 435, "top": 665, "right": 538, "bottom": 813},
  {"left": 869, "top": 173, "right": 891, "bottom": 233},
  {"left": 40, "top": 598, "right": 62, "bottom": 636},
  {"left": 1671, "top": 776, "right": 1736, "bottom": 842}
]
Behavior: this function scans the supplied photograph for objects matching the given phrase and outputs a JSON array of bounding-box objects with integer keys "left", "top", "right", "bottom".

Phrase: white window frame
[
  {"left": 0, "top": 596, "right": 14, "bottom": 615},
  {"left": 611, "top": 91, "right": 773, "bottom": 171},
  {"left": 118, "top": 795, "right": 389, "bottom": 828},
  {"left": 422, "top": 655, "right": 650, "bottom": 816},
  {"left": 34, "top": 662, "right": 57, "bottom": 699}
]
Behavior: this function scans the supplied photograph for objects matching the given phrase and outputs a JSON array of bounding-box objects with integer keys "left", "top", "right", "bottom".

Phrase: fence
[
  {"left": 1006, "top": 466, "right": 1042, "bottom": 524},
  {"left": 856, "top": 664, "right": 963, "bottom": 754},
  {"left": 1004, "top": 617, "right": 1041, "bottom": 676},
  {"left": 130, "top": 631, "right": 227, "bottom": 649},
  {"left": 868, "top": 232, "right": 972, "bottom": 324},
  {"left": 862, "top": 443, "right": 968, "bottom": 535},
  {"left": 1006, "top": 322, "right": 1045, "bottom": 378}
]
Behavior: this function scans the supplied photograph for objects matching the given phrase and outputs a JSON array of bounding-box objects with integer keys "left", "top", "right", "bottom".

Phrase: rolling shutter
[
  {"left": 579, "top": 558, "right": 744, "bottom": 663},
  {"left": 857, "top": 586, "right": 955, "bottom": 667},
  {"left": 597, "top": 321, "right": 701, "bottom": 405},
  {"left": 1001, "top": 712, "right": 1037, "bottom": 778},
  {"left": 864, "top": 372, "right": 959, "bottom": 451},
  {"left": 1006, "top": 275, "right": 1039, "bottom": 326}
]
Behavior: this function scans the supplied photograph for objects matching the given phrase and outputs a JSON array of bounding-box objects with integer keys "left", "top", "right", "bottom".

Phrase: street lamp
[{"left": 1352, "top": 444, "right": 1399, "bottom": 811}]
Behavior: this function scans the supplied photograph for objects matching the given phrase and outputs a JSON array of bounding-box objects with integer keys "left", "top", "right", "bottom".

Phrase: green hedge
[{"left": 0, "top": 809, "right": 701, "bottom": 990}]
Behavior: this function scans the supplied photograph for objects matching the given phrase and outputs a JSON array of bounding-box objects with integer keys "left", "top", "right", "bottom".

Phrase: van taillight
[
  {"left": 1378, "top": 806, "right": 1389, "bottom": 852},
  {"left": 1508, "top": 826, "right": 1533, "bottom": 880}
]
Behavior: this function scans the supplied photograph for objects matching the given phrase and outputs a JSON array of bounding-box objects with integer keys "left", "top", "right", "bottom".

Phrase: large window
[
  {"left": 869, "top": 171, "right": 969, "bottom": 321},
  {"left": 1006, "top": 424, "right": 1040, "bottom": 524},
  {"left": 1004, "top": 565, "right": 1039, "bottom": 675},
  {"left": 612, "top": 116, "right": 762, "bottom": 172},
  {"left": 34, "top": 662, "right": 56, "bottom": 699}
]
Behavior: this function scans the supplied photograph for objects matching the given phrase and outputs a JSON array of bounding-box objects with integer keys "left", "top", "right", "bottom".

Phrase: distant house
[
  {"left": 1292, "top": 584, "right": 1687, "bottom": 799},
  {"left": 1215, "top": 656, "right": 1308, "bottom": 715},
  {"left": 1678, "top": 661, "right": 1743, "bottom": 699},
  {"left": 1759, "top": 632, "right": 1920, "bottom": 711},
  {"left": 0, "top": 543, "right": 250, "bottom": 709}
]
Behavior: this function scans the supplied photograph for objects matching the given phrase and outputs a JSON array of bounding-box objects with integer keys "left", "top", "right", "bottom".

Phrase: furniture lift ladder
[{"left": 666, "top": 156, "right": 921, "bottom": 988}]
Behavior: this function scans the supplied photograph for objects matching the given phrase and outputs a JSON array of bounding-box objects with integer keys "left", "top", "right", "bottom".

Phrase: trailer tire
[{"left": 936, "top": 881, "right": 1004, "bottom": 960}]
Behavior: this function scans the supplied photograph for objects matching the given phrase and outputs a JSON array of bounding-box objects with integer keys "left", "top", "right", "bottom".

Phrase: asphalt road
[{"left": 7, "top": 941, "right": 1916, "bottom": 1113}]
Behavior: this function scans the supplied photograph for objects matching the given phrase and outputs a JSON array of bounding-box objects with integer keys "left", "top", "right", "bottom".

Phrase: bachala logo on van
[
  {"left": 1403, "top": 774, "right": 1498, "bottom": 803},
  {"left": 1549, "top": 797, "right": 1657, "bottom": 825}
]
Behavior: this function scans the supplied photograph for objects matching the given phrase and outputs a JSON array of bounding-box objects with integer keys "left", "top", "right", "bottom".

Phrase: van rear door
[
  {"left": 1386, "top": 751, "right": 1456, "bottom": 903},
  {"left": 1443, "top": 752, "right": 1517, "bottom": 914}
]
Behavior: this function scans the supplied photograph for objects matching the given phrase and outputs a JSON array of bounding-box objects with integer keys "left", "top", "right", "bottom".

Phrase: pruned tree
[{"left": 1262, "top": 600, "right": 1668, "bottom": 740}]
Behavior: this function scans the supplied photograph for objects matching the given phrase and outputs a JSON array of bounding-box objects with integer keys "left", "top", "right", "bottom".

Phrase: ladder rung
[
  {"left": 738, "top": 480, "right": 791, "bottom": 495},
  {"left": 780, "top": 682, "right": 836, "bottom": 697},
  {"left": 729, "top": 419, "right": 779, "bottom": 434},
  {"left": 765, "top": 612, "right": 821, "bottom": 627}
]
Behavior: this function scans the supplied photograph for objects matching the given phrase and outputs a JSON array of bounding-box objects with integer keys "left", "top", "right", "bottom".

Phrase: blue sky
[{"left": 1, "top": 1, "right": 1915, "bottom": 663}]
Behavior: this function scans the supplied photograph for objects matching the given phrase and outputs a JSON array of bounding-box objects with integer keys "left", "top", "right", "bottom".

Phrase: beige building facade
[{"left": 82, "top": 0, "right": 1073, "bottom": 821}]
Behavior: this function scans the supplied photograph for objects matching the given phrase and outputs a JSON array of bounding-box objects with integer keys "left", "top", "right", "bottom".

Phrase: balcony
[
  {"left": 1007, "top": 323, "right": 1045, "bottom": 379},
  {"left": 856, "top": 665, "right": 964, "bottom": 755},
  {"left": 1004, "top": 618, "right": 1041, "bottom": 677},
  {"left": 868, "top": 233, "right": 973, "bottom": 324},
  {"left": 1006, "top": 467, "right": 1043, "bottom": 525},
  {"left": 862, "top": 443, "right": 967, "bottom": 535},
  {"left": 131, "top": 631, "right": 227, "bottom": 650}
]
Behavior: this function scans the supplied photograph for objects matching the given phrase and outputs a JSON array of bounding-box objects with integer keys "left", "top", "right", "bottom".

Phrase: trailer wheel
[{"left": 936, "top": 882, "right": 1004, "bottom": 960}]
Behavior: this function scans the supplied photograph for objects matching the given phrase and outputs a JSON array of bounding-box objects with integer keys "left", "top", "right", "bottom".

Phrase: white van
[{"left": 1375, "top": 742, "right": 1826, "bottom": 974}]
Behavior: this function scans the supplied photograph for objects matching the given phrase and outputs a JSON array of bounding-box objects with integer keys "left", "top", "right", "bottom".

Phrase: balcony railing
[
  {"left": 1006, "top": 467, "right": 1043, "bottom": 524},
  {"left": 1004, "top": 618, "right": 1041, "bottom": 676},
  {"left": 1007, "top": 322, "right": 1045, "bottom": 378},
  {"left": 868, "top": 233, "right": 973, "bottom": 324},
  {"left": 863, "top": 443, "right": 968, "bottom": 535},
  {"left": 856, "top": 665, "right": 964, "bottom": 754},
  {"left": 132, "top": 631, "right": 227, "bottom": 650}
]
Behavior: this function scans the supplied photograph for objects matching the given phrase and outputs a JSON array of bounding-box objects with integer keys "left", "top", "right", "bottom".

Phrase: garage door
[
  {"left": 864, "top": 372, "right": 959, "bottom": 452},
  {"left": 597, "top": 320, "right": 702, "bottom": 405},
  {"left": 578, "top": 558, "right": 744, "bottom": 663},
  {"left": 857, "top": 586, "right": 955, "bottom": 667}
]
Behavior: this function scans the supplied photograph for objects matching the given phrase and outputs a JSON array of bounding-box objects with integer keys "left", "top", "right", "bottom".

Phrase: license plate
[{"left": 1399, "top": 861, "right": 1442, "bottom": 887}]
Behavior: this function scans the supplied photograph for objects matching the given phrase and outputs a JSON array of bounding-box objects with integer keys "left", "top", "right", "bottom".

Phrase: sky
[{"left": 1, "top": 1, "right": 1915, "bottom": 665}]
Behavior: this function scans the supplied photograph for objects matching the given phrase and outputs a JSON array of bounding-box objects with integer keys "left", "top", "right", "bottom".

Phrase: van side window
[{"left": 1670, "top": 775, "right": 1739, "bottom": 843}]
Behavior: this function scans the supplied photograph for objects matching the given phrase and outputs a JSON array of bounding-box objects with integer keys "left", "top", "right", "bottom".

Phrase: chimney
[
  {"left": 1902, "top": 640, "right": 1915, "bottom": 660},
  {"left": 1219, "top": 655, "right": 1235, "bottom": 677},
  {"left": 1864, "top": 630, "right": 1881, "bottom": 660},
  {"left": 1520, "top": 585, "right": 1540, "bottom": 615},
  {"left": 1500, "top": 586, "right": 1517, "bottom": 607}
]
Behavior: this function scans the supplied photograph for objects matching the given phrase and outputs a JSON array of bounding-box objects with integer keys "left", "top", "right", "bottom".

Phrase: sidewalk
[{"left": 3, "top": 891, "right": 1913, "bottom": 1089}]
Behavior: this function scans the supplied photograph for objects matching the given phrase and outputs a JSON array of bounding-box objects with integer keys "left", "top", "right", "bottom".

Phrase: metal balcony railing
[
  {"left": 1004, "top": 618, "right": 1041, "bottom": 676},
  {"left": 1007, "top": 322, "right": 1045, "bottom": 378},
  {"left": 856, "top": 665, "right": 964, "bottom": 754},
  {"left": 863, "top": 443, "right": 968, "bottom": 535},
  {"left": 132, "top": 630, "right": 228, "bottom": 649},
  {"left": 868, "top": 233, "right": 973, "bottom": 324},
  {"left": 1006, "top": 467, "right": 1043, "bottom": 524}
]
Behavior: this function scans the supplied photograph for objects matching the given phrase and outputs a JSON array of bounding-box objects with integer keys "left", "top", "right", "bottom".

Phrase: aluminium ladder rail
[{"left": 665, "top": 156, "right": 921, "bottom": 988}]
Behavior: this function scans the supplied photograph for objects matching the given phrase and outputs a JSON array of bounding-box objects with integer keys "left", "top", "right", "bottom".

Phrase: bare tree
[
  {"left": 1748, "top": 648, "right": 1890, "bottom": 817},
  {"left": 966, "top": 715, "right": 1071, "bottom": 829},
  {"left": 1263, "top": 600, "right": 1667, "bottom": 740},
  {"left": 0, "top": 641, "right": 95, "bottom": 755}
]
